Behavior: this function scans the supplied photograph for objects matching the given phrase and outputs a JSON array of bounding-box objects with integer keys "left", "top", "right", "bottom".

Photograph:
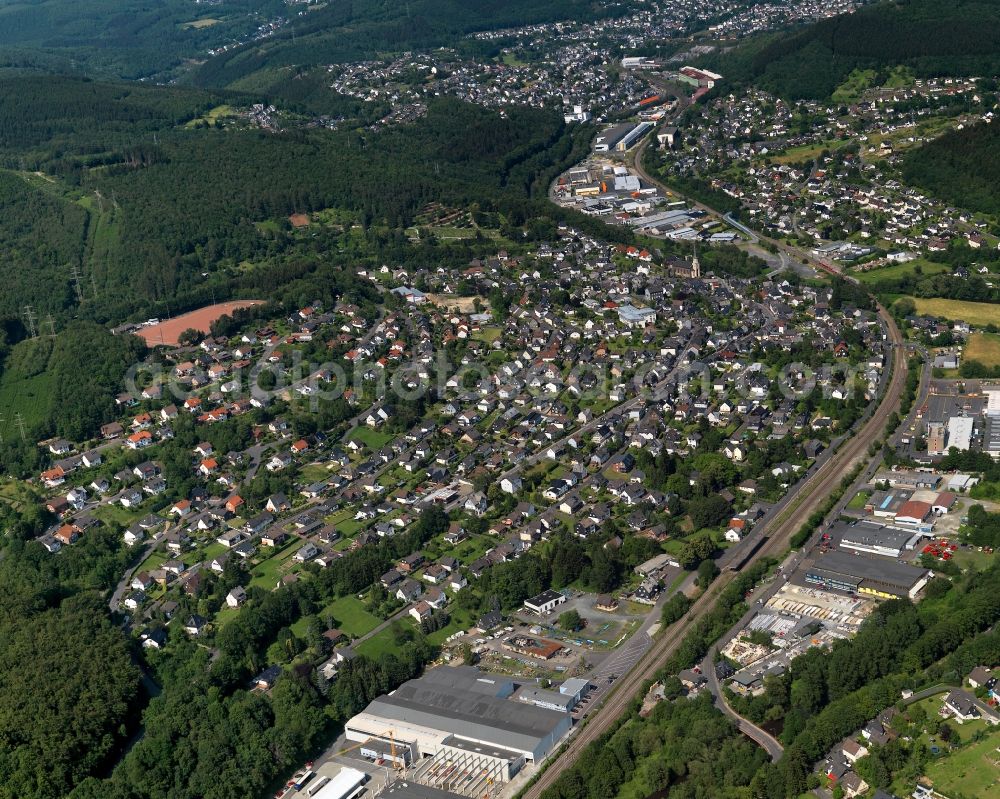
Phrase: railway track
[{"left": 521, "top": 306, "right": 907, "bottom": 799}]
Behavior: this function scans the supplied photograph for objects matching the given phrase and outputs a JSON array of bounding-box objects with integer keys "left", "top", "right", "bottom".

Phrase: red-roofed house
[
  {"left": 126, "top": 430, "right": 153, "bottom": 450},
  {"left": 199, "top": 458, "right": 219, "bottom": 476}
]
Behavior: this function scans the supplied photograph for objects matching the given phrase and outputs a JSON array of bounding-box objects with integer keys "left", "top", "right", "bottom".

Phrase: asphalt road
[
  {"left": 520, "top": 141, "right": 911, "bottom": 795},
  {"left": 703, "top": 641, "right": 785, "bottom": 761},
  {"left": 521, "top": 302, "right": 906, "bottom": 798}
]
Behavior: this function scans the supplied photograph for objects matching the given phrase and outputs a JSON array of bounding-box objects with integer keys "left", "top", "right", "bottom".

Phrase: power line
[
  {"left": 70, "top": 264, "right": 85, "bottom": 303},
  {"left": 14, "top": 413, "right": 27, "bottom": 443},
  {"left": 22, "top": 305, "right": 37, "bottom": 338}
]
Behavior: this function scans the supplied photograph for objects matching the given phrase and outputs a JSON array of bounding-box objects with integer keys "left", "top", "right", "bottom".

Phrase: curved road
[{"left": 703, "top": 643, "right": 784, "bottom": 761}]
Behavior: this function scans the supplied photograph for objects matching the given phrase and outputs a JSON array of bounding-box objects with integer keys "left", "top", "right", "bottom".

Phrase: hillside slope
[
  {"left": 0, "top": 74, "right": 590, "bottom": 326},
  {"left": 0, "top": 0, "right": 287, "bottom": 79},
  {"left": 191, "top": 0, "right": 616, "bottom": 88},
  {"left": 714, "top": 0, "right": 1000, "bottom": 100},
  {"left": 902, "top": 118, "right": 1000, "bottom": 217},
  {"left": 0, "top": 0, "right": 616, "bottom": 83}
]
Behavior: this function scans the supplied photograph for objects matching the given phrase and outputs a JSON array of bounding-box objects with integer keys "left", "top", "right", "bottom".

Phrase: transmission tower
[
  {"left": 22, "top": 305, "right": 37, "bottom": 337},
  {"left": 44, "top": 314, "right": 56, "bottom": 336},
  {"left": 14, "top": 413, "right": 27, "bottom": 443},
  {"left": 70, "top": 264, "right": 85, "bottom": 303}
]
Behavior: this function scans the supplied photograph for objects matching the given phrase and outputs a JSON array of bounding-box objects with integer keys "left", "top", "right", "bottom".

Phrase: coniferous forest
[{"left": 711, "top": 0, "right": 1000, "bottom": 100}]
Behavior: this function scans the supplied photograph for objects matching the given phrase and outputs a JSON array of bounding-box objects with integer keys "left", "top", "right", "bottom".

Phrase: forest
[
  {"left": 0, "top": 0, "right": 617, "bottom": 84},
  {"left": 711, "top": 0, "right": 1000, "bottom": 100},
  {"left": 0, "top": 170, "right": 90, "bottom": 317},
  {"left": 539, "top": 694, "right": 769, "bottom": 799},
  {"left": 0, "top": 524, "right": 142, "bottom": 799},
  {"left": 0, "top": 322, "right": 146, "bottom": 450},
  {"left": 0, "top": 75, "right": 590, "bottom": 328},
  {"left": 902, "top": 117, "right": 1000, "bottom": 217},
  {"left": 0, "top": 0, "right": 288, "bottom": 80}
]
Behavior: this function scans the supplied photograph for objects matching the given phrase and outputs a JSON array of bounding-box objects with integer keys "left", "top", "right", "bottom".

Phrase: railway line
[
  {"left": 521, "top": 305, "right": 906, "bottom": 799},
  {"left": 518, "top": 119, "right": 913, "bottom": 799}
]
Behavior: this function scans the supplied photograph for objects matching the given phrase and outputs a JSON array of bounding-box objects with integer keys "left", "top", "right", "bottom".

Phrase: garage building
[{"left": 524, "top": 589, "right": 566, "bottom": 615}]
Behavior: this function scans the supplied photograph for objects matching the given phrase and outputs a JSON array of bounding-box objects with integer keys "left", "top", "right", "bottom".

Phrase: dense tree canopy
[
  {"left": 0, "top": 594, "right": 140, "bottom": 799},
  {"left": 713, "top": 0, "right": 1000, "bottom": 100}
]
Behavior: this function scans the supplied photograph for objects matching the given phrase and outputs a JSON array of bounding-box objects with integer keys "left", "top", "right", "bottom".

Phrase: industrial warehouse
[
  {"left": 804, "top": 550, "right": 931, "bottom": 599},
  {"left": 593, "top": 121, "right": 654, "bottom": 152},
  {"left": 828, "top": 520, "right": 922, "bottom": 559},
  {"left": 344, "top": 666, "right": 575, "bottom": 793}
]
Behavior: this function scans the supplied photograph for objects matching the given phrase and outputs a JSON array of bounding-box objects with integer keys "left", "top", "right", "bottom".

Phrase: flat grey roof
[
  {"left": 985, "top": 416, "right": 1000, "bottom": 452},
  {"left": 835, "top": 522, "right": 913, "bottom": 550},
  {"left": 560, "top": 678, "right": 590, "bottom": 696},
  {"left": 807, "top": 550, "right": 928, "bottom": 589},
  {"left": 517, "top": 687, "right": 575, "bottom": 710},
  {"left": 355, "top": 667, "right": 568, "bottom": 754},
  {"left": 595, "top": 123, "right": 633, "bottom": 146}
]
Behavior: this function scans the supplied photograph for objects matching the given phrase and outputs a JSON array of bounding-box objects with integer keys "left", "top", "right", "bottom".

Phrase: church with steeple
[{"left": 666, "top": 252, "right": 700, "bottom": 279}]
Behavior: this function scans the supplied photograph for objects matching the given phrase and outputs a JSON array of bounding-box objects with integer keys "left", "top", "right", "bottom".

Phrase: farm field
[
  {"left": 182, "top": 17, "right": 221, "bottom": 29},
  {"left": 183, "top": 104, "right": 236, "bottom": 127},
  {"left": 137, "top": 300, "right": 264, "bottom": 346},
  {"left": 964, "top": 332, "right": 1000, "bottom": 368},
  {"left": 909, "top": 298, "right": 1000, "bottom": 327},
  {"left": 831, "top": 68, "right": 877, "bottom": 103}
]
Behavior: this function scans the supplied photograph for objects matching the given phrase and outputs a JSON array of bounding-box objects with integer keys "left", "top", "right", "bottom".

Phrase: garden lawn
[
  {"left": 313, "top": 595, "right": 382, "bottom": 638},
  {"left": 853, "top": 259, "right": 949, "bottom": 284},
  {"left": 918, "top": 727, "right": 1000, "bottom": 798},
  {"left": 348, "top": 427, "right": 394, "bottom": 450},
  {"left": 355, "top": 625, "right": 400, "bottom": 658},
  {"left": 847, "top": 491, "right": 871, "bottom": 511},
  {"left": 248, "top": 539, "right": 299, "bottom": 588}
]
